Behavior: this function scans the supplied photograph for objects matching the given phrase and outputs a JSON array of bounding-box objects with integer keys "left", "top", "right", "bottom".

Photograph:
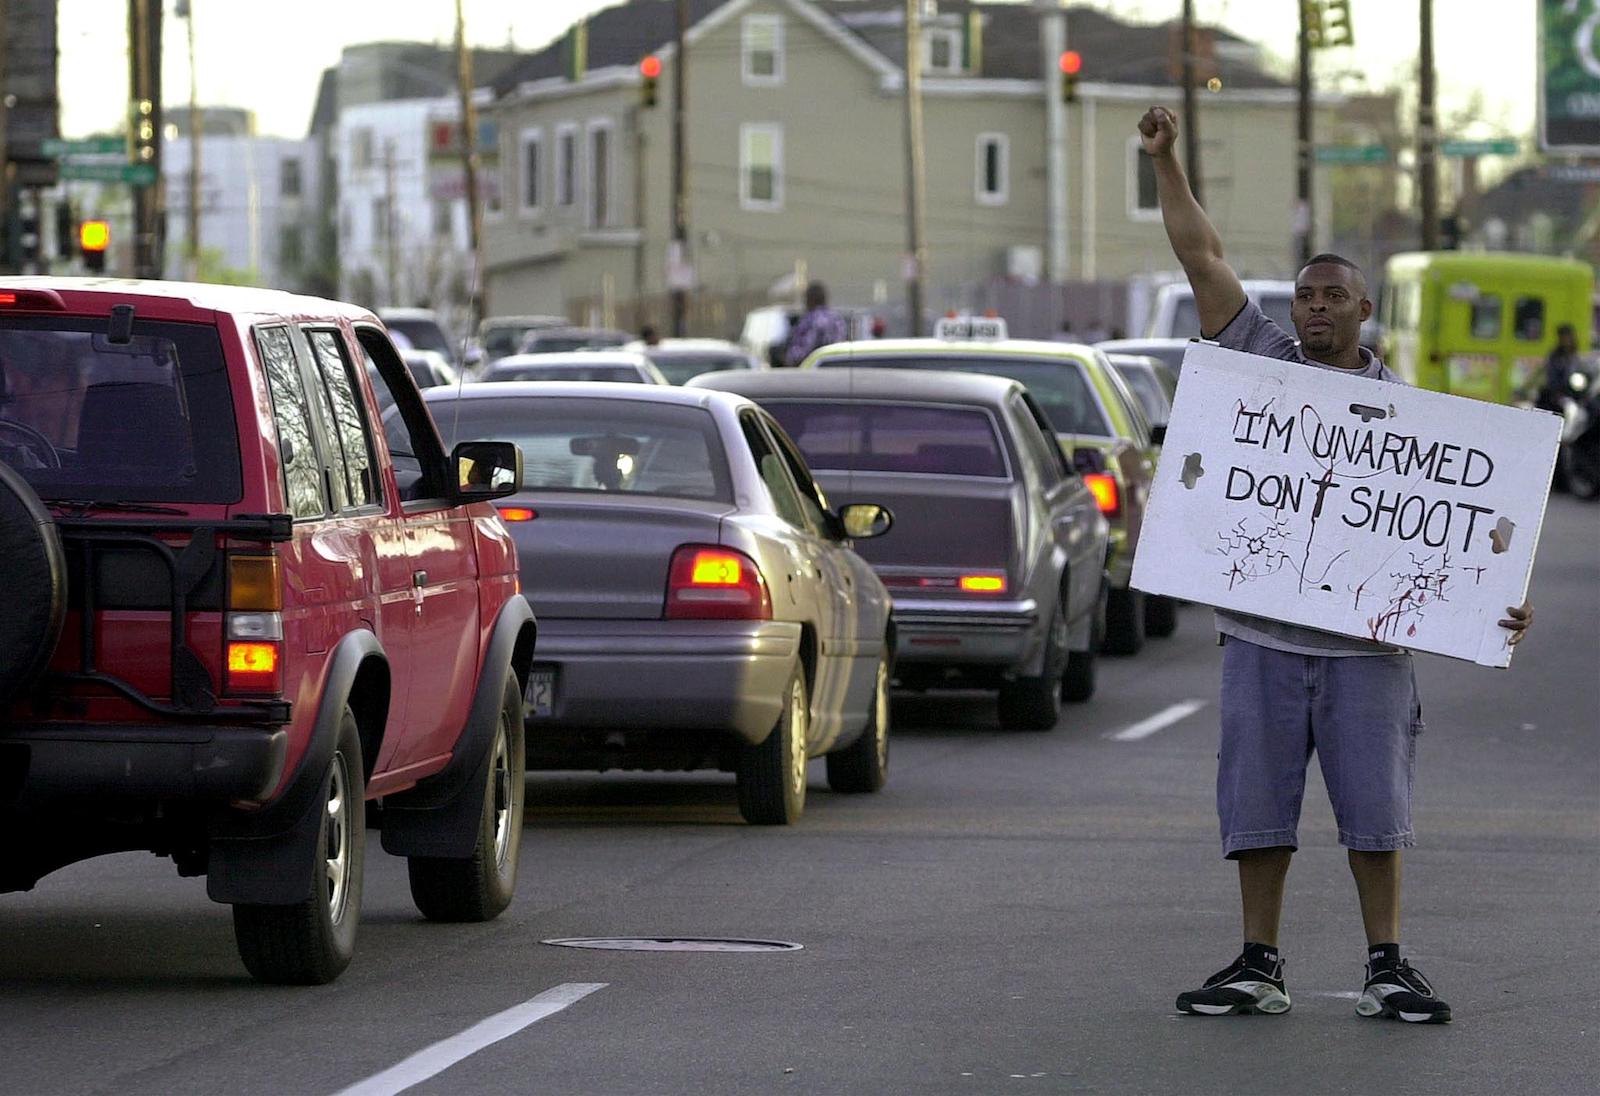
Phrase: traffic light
[
  {"left": 1324, "top": 0, "right": 1354, "bottom": 47},
  {"left": 1301, "top": 0, "right": 1325, "bottom": 46},
  {"left": 19, "top": 211, "right": 41, "bottom": 265},
  {"left": 80, "top": 220, "right": 110, "bottom": 273},
  {"left": 1059, "top": 50, "right": 1082, "bottom": 104},
  {"left": 639, "top": 55, "right": 661, "bottom": 108},
  {"left": 56, "top": 200, "right": 75, "bottom": 259}
]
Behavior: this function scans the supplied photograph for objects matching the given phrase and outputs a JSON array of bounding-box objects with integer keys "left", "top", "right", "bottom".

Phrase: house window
[
  {"left": 588, "top": 122, "right": 613, "bottom": 228},
  {"left": 925, "top": 28, "right": 962, "bottom": 74},
  {"left": 350, "top": 127, "right": 373, "bottom": 171},
  {"left": 432, "top": 199, "right": 453, "bottom": 240},
  {"left": 742, "top": 15, "right": 783, "bottom": 86},
  {"left": 520, "top": 127, "right": 543, "bottom": 213},
  {"left": 740, "top": 124, "right": 783, "bottom": 211},
  {"left": 556, "top": 125, "right": 578, "bottom": 208},
  {"left": 280, "top": 157, "right": 302, "bottom": 198},
  {"left": 279, "top": 225, "right": 303, "bottom": 267},
  {"left": 371, "top": 198, "right": 388, "bottom": 242},
  {"left": 976, "top": 132, "right": 1008, "bottom": 205},
  {"left": 1127, "top": 138, "right": 1160, "bottom": 220}
]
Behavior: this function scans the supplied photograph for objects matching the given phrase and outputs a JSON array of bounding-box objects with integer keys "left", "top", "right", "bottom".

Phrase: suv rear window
[
  {"left": 764, "top": 400, "right": 1007, "bottom": 478},
  {"left": 0, "top": 317, "right": 242, "bottom": 502}
]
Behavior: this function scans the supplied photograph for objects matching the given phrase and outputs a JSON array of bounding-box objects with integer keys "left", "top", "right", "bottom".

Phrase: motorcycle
[{"left": 1557, "top": 357, "right": 1600, "bottom": 501}]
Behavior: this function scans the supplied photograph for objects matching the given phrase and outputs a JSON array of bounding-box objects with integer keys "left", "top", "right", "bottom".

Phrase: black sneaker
[
  {"left": 1176, "top": 950, "right": 1291, "bottom": 1016},
  {"left": 1356, "top": 958, "right": 1452, "bottom": 1024}
]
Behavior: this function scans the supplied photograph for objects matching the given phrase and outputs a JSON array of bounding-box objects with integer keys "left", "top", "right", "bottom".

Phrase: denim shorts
[{"left": 1217, "top": 637, "right": 1423, "bottom": 859}]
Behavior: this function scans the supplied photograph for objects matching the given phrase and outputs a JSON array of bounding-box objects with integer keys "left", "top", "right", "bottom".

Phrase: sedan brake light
[
  {"left": 665, "top": 545, "right": 772, "bottom": 620},
  {"left": 497, "top": 505, "right": 537, "bottom": 522},
  {"left": 1084, "top": 472, "right": 1121, "bottom": 517},
  {"left": 958, "top": 573, "right": 1007, "bottom": 594}
]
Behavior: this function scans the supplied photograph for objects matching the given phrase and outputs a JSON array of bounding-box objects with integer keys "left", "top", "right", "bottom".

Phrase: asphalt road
[{"left": 3, "top": 496, "right": 1596, "bottom": 1096}]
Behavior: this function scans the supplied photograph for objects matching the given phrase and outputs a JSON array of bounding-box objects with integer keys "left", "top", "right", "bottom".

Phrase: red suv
[{"left": 0, "top": 279, "right": 535, "bottom": 984}]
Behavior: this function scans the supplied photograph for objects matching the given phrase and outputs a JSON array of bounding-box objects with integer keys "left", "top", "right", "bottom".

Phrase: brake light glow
[
  {"left": 1084, "top": 472, "right": 1120, "bottom": 516},
  {"left": 0, "top": 292, "right": 15, "bottom": 305},
  {"left": 226, "top": 641, "right": 280, "bottom": 693},
  {"left": 228, "top": 554, "right": 282, "bottom": 611},
  {"left": 959, "top": 573, "right": 1007, "bottom": 594},
  {"left": 665, "top": 545, "right": 771, "bottom": 620},
  {"left": 497, "top": 506, "right": 537, "bottom": 522}
]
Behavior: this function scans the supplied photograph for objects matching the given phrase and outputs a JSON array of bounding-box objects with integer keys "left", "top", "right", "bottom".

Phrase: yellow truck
[{"left": 1378, "top": 252, "right": 1594, "bottom": 404}]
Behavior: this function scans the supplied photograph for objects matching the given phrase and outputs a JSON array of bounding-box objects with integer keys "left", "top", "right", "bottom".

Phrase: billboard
[
  {"left": 1130, "top": 343, "right": 1561, "bottom": 667},
  {"left": 1541, "top": 0, "right": 1600, "bottom": 152}
]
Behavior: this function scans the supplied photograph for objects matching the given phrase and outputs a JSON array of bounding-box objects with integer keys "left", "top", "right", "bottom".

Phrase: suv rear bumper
[
  {"left": 0, "top": 723, "right": 288, "bottom": 807},
  {"left": 891, "top": 596, "right": 1041, "bottom": 667}
]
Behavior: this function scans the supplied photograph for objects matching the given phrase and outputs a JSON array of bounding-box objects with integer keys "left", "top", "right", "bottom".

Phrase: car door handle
[{"left": 412, "top": 569, "right": 428, "bottom": 587}]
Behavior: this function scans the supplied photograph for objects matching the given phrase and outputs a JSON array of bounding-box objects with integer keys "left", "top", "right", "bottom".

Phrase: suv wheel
[
  {"left": 232, "top": 708, "right": 365, "bottom": 985},
  {"left": 826, "top": 648, "right": 890, "bottom": 793},
  {"left": 737, "top": 667, "right": 809, "bottom": 824},
  {"left": 0, "top": 464, "right": 67, "bottom": 705},
  {"left": 998, "top": 598, "right": 1067, "bottom": 730},
  {"left": 1145, "top": 594, "right": 1179, "bottom": 639},
  {"left": 1103, "top": 586, "right": 1146, "bottom": 656},
  {"left": 408, "top": 677, "right": 526, "bottom": 922}
]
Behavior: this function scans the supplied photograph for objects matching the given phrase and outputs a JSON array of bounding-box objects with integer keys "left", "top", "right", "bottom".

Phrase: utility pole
[
  {"left": 1, "top": 0, "right": 12, "bottom": 274},
  {"left": 1417, "top": 0, "right": 1439, "bottom": 250},
  {"left": 1295, "top": 0, "right": 1314, "bottom": 265},
  {"left": 383, "top": 139, "right": 399, "bottom": 306},
  {"left": 1181, "top": 0, "right": 1203, "bottom": 208},
  {"left": 455, "top": 0, "right": 485, "bottom": 330},
  {"left": 179, "top": 0, "right": 199, "bottom": 279},
  {"left": 1040, "top": 1, "right": 1067, "bottom": 283},
  {"left": 128, "top": 0, "right": 164, "bottom": 279},
  {"left": 670, "top": 0, "right": 688, "bottom": 336},
  {"left": 902, "top": 0, "right": 928, "bottom": 335}
]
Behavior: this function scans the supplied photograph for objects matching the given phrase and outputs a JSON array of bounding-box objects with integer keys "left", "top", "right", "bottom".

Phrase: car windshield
[
  {"left": 429, "top": 396, "right": 732, "bottom": 501},
  {"left": 648, "top": 353, "right": 749, "bottom": 385},
  {"left": 482, "top": 326, "right": 532, "bottom": 360},
  {"left": 385, "top": 317, "right": 453, "bottom": 356},
  {"left": 0, "top": 318, "right": 242, "bottom": 502},
  {"left": 822, "top": 355, "right": 1111, "bottom": 437},
  {"left": 523, "top": 333, "right": 626, "bottom": 354},
  {"left": 1111, "top": 363, "right": 1170, "bottom": 426},
  {"left": 491, "top": 365, "right": 642, "bottom": 383},
  {"left": 764, "top": 400, "right": 1007, "bottom": 478}
]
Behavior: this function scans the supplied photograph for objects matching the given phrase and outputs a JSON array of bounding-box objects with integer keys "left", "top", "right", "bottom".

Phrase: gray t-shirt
[{"left": 1209, "top": 300, "right": 1404, "bottom": 657}]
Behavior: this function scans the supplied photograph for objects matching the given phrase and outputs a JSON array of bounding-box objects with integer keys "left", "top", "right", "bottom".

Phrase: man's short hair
[
  {"left": 804, "top": 281, "right": 828, "bottom": 309},
  {"left": 1299, "top": 252, "right": 1367, "bottom": 294}
]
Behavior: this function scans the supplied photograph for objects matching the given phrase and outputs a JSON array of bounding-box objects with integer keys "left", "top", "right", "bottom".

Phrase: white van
[{"left": 1145, "top": 279, "right": 1296, "bottom": 339}]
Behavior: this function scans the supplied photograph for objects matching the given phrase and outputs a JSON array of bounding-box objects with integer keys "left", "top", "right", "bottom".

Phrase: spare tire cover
[{"left": 0, "top": 461, "right": 67, "bottom": 704}]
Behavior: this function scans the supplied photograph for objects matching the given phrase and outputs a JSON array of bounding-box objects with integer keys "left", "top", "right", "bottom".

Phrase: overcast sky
[{"left": 56, "top": 0, "right": 1536, "bottom": 141}]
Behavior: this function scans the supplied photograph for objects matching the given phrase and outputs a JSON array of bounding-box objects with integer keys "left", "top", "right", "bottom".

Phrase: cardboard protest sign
[{"left": 1131, "top": 342, "right": 1561, "bottom": 666}]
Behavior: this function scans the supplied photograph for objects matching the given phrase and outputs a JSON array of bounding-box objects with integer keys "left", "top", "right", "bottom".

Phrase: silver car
[
  {"left": 420, "top": 382, "right": 896, "bottom": 825},
  {"left": 692, "top": 369, "right": 1110, "bottom": 731},
  {"left": 483, "top": 350, "right": 669, "bottom": 386}
]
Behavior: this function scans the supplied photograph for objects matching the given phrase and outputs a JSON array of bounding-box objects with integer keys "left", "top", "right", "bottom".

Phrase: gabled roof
[{"left": 492, "top": 0, "right": 1289, "bottom": 101}]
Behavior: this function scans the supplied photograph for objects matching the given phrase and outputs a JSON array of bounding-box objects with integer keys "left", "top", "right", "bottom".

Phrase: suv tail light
[
  {"left": 226, "top": 553, "right": 283, "bottom": 694},
  {"left": 665, "top": 545, "right": 771, "bottom": 620},
  {"left": 1084, "top": 472, "right": 1121, "bottom": 517}
]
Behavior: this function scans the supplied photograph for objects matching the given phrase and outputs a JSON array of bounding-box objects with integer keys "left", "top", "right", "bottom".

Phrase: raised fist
[{"left": 1138, "top": 106, "right": 1178, "bottom": 157}]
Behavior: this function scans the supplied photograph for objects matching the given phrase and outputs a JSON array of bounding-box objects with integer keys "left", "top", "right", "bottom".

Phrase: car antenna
[{"left": 107, "top": 304, "right": 135, "bottom": 345}]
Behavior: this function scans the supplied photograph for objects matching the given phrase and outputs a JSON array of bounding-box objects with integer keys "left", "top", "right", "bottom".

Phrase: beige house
[{"left": 481, "top": 0, "right": 1346, "bottom": 336}]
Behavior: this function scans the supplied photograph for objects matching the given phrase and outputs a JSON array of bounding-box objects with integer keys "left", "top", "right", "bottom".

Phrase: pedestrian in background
[
  {"left": 783, "top": 281, "right": 849, "bottom": 367},
  {"left": 1539, "top": 323, "right": 1582, "bottom": 411},
  {"left": 1138, "top": 104, "right": 1533, "bottom": 1025},
  {"left": 639, "top": 324, "right": 661, "bottom": 347}
]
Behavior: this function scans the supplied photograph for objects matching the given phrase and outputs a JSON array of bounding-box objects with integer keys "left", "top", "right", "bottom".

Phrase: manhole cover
[{"left": 541, "top": 936, "right": 803, "bottom": 953}]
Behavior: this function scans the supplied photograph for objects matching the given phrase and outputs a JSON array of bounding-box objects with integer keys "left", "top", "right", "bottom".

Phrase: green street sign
[
  {"left": 1314, "top": 144, "right": 1389, "bottom": 164},
  {"left": 60, "top": 161, "right": 158, "bottom": 185},
  {"left": 1440, "top": 139, "right": 1519, "bottom": 157},
  {"left": 41, "top": 136, "right": 128, "bottom": 157}
]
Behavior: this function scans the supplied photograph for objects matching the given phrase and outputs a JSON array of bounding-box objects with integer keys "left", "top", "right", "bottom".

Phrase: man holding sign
[{"left": 1137, "top": 105, "right": 1533, "bottom": 1024}]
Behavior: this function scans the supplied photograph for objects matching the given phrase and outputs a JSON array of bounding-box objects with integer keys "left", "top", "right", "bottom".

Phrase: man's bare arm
[{"left": 1138, "top": 106, "right": 1247, "bottom": 339}]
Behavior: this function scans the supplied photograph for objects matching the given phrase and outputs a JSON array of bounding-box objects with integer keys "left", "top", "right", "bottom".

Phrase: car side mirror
[
  {"left": 1072, "top": 447, "right": 1106, "bottom": 475},
  {"left": 1150, "top": 424, "right": 1168, "bottom": 446},
  {"left": 453, "top": 440, "right": 523, "bottom": 501},
  {"left": 837, "top": 502, "right": 893, "bottom": 540}
]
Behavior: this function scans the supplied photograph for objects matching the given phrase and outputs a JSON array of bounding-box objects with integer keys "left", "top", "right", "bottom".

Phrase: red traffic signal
[
  {"left": 639, "top": 55, "right": 661, "bottom": 107},
  {"left": 1058, "top": 50, "right": 1082, "bottom": 76},
  {"left": 639, "top": 55, "right": 662, "bottom": 79}
]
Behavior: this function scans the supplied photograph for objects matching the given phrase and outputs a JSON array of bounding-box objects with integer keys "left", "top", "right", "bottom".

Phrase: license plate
[{"left": 525, "top": 668, "right": 555, "bottom": 717}]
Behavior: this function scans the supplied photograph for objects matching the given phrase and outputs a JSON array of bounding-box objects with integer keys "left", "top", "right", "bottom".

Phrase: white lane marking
[
  {"left": 334, "top": 982, "right": 608, "bottom": 1096},
  {"left": 1109, "top": 699, "right": 1208, "bottom": 742}
]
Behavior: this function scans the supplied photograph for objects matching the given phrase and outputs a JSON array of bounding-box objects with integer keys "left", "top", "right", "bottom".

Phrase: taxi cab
[{"left": 800, "top": 318, "right": 1166, "bottom": 654}]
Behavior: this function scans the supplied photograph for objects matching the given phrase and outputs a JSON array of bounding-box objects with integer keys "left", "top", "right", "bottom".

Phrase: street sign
[
  {"left": 1440, "top": 139, "right": 1519, "bottom": 157},
  {"left": 41, "top": 137, "right": 127, "bottom": 157},
  {"left": 1540, "top": 0, "right": 1600, "bottom": 152},
  {"left": 59, "top": 161, "right": 158, "bottom": 185},
  {"left": 1313, "top": 144, "right": 1389, "bottom": 164}
]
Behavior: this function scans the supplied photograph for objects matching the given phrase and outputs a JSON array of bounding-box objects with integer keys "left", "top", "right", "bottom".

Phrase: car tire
[
  {"left": 737, "top": 666, "right": 809, "bottom": 824},
  {"left": 232, "top": 708, "right": 365, "bottom": 985},
  {"left": 407, "top": 676, "right": 525, "bottom": 922},
  {"left": 1145, "top": 594, "right": 1179, "bottom": 639},
  {"left": 826, "top": 649, "right": 890, "bottom": 793},
  {"left": 997, "top": 598, "right": 1066, "bottom": 731},
  {"left": 1562, "top": 445, "right": 1600, "bottom": 500},
  {"left": 1103, "top": 586, "right": 1146, "bottom": 656},
  {"left": 0, "top": 463, "right": 67, "bottom": 706}
]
